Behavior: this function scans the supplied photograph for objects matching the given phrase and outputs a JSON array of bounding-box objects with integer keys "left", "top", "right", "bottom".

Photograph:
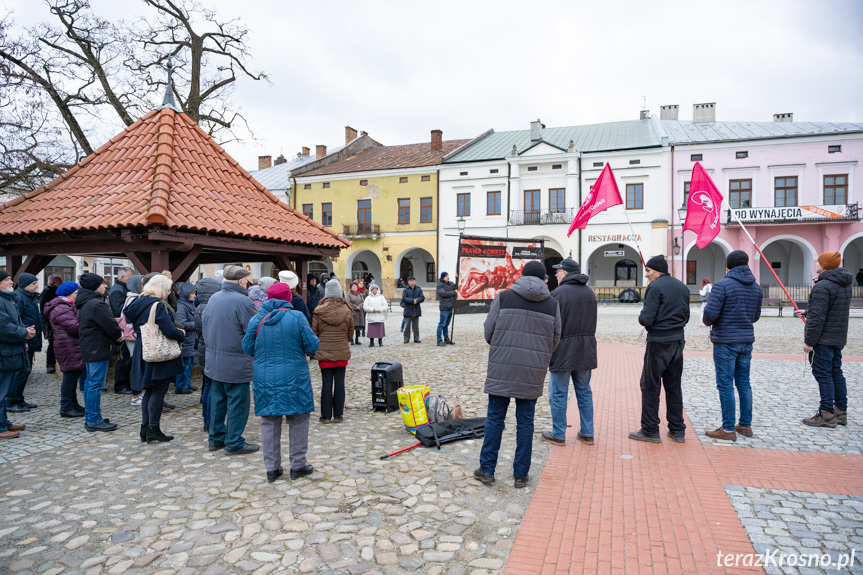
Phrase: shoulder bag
[{"left": 141, "top": 302, "right": 181, "bottom": 362}]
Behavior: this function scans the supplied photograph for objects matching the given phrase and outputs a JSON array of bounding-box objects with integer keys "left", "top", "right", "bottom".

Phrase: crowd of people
[{"left": 0, "top": 250, "right": 853, "bottom": 488}]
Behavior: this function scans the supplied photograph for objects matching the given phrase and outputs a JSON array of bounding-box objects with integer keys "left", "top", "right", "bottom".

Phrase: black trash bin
[
  {"left": 372, "top": 361, "right": 403, "bottom": 412},
  {"left": 618, "top": 288, "right": 641, "bottom": 303}
]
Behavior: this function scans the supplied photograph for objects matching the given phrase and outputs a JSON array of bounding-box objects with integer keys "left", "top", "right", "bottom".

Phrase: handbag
[{"left": 140, "top": 302, "right": 181, "bottom": 362}]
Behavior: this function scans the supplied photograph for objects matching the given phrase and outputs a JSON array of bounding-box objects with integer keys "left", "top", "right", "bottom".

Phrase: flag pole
[
  {"left": 621, "top": 208, "right": 646, "bottom": 266},
  {"left": 724, "top": 200, "right": 804, "bottom": 320}
]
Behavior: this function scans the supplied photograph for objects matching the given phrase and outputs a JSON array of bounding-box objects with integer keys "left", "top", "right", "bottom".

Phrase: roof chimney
[
  {"left": 639, "top": 109, "right": 650, "bottom": 120},
  {"left": 258, "top": 155, "right": 272, "bottom": 170},
  {"left": 660, "top": 105, "right": 679, "bottom": 120},
  {"left": 345, "top": 125, "right": 358, "bottom": 144},
  {"left": 315, "top": 145, "right": 327, "bottom": 159},
  {"left": 301, "top": 147, "right": 310, "bottom": 157},
  {"left": 431, "top": 129, "right": 443, "bottom": 151},
  {"left": 274, "top": 154, "right": 287, "bottom": 166},
  {"left": 773, "top": 113, "right": 793, "bottom": 122},
  {"left": 693, "top": 102, "right": 716, "bottom": 123},
  {"left": 530, "top": 119, "right": 544, "bottom": 141}
]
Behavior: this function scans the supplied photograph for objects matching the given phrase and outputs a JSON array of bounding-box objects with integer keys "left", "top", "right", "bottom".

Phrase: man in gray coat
[
  {"left": 542, "top": 258, "right": 597, "bottom": 446},
  {"left": 202, "top": 265, "right": 259, "bottom": 455},
  {"left": 474, "top": 261, "right": 561, "bottom": 489}
]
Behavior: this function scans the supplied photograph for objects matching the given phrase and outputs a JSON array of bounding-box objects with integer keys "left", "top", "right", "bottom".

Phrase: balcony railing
[
  {"left": 342, "top": 223, "right": 380, "bottom": 237},
  {"left": 508, "top": 208, "right": 575, "bottom": 225}
]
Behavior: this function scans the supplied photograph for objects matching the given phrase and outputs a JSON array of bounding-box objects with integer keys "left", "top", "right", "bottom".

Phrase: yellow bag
[{"left": 398, "top": 385, "right": 430, "bottom": 434}]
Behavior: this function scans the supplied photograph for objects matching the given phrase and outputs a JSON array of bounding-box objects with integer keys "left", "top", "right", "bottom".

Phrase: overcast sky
[{"left": 8, "top": 0, "right": 863, "bottom": 171}]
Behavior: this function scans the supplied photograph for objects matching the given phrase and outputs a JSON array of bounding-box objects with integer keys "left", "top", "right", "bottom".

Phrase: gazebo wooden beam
[
  {"left": 125, "top": 252, "right": 151, "bottom": 274},
  {"left": 147, "top": 230, "right": 340, "bottom": 259},
  {"left": 169, "top": 247, "right": 202, "bottom": 282}
]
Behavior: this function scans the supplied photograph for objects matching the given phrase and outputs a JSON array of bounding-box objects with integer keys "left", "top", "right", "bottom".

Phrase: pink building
[{"left": 654, "top": 108, "right": 862, "bottom": 293}]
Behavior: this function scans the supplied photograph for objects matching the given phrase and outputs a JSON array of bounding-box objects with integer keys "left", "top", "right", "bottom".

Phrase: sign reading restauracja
[
  {"left": 729, "top": 204, "right": 858, "bottom": 223},
  {"left": 587, "top": 234, "right": 642, "bottom": 242}
]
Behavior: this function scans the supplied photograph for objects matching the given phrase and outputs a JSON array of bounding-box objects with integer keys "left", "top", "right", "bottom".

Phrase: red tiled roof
[
  {"left": 0, "top": 107, "right": 349, "bottom": 249},
  {"left": 298, "top": 139, "right": 471, "bottom": 177}
]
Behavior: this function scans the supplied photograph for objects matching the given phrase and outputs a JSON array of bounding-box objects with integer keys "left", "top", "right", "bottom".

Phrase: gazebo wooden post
[
  {"left": 7, "top": 256, "right": 22, "bottom": 280},
  {"left": 296, "top": 259, "right": 308, "bottom": 293},
  {"left": 125, "top": 253, "right": 151, "bottom": 275},
  {"left": 151, "top": 250, "right": 170, "bottom": 274}
]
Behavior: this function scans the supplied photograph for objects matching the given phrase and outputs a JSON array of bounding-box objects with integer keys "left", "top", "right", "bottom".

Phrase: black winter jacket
[
  {"left": 549, "top": 273, "right": 597, "bottom": 371},
  {"left": 108, "top": 280, "right": 129, "bottom": 318},
  {"left": 13, "top": 288, "right": 42, "bottom": 353},
  {"left": 804, "top": 268, "right": 852, "bottom": 348},
  {"left": 436, "top": 280, "right": 457, "bottom": 311},
  {"left": 76, "top": 288, "right": 123, "bottom": 362},
  {"left": 306, "top": 274, "right": 324, "bottom": 314},
  {"left": 638, "top": 274, "right": 691, "bottom": 342},
  {"left": 702, "top": 265, "right": 762, "bottom": 344},
  {"left": 194, "top": 278, "right": 221, "bottom": 368},
  {"left": 0, "top": 290, "right": 30, "bottom": 372},
  {"left": 401, "top": 285, "right": 425, "bottom": 317},
  {"left": 176, "top": 283, "right": 198, "bottom": 358}
]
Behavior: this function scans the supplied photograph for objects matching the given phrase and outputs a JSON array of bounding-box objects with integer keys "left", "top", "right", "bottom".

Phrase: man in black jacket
[
  {"left": 630, "top": 255, "right": 691, "bottom": 443},
  {"left": 39, "top": 274, "right": 63, "bottom": 374},
  {"left": 436, "top": 272, "right": 457, "bottom": 346},
  {"left": 0, "top": 271, "right": 35, "bottom": 439},
  {"left": 541, "top": 259, "right": 597, "bottom": 446},
  {"left": 6, "top": 273, "right": 42, "bottom": 412},
  {"left": 401, "top": 276, "right": 425, "bottom": 344},
  {"left": 796, "top": 252, "right": 852, "bottom": 428},
  {"left": 76, "top": 273, "right": 123, "bottom": 432},
  {"left": 108, "top": 267, "right": 134, "bottom": 395}
]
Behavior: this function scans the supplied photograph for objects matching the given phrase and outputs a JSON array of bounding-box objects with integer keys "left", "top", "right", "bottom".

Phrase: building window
[
  {"left": 524, "top": 190, "right": 541, "bottom": 223},
  {"left": 487, "top": 191, "right": 501, "bottom": 215},
  {"left": 360, "top": 180, "right": 368, "bottom": 186},
  {"left": 323, "top": 182, "right": 330, "bottom": 188},
  {"left": 549, "top": 188, "right": 565, "bottom": 213},
  {"left": 459, "top": 171, "right": 468, "bottom": 176},
  {"left": 420, "top": 197, "right": 433, "bottom": 223},
  {"left": 399, "top": 258, "right": 413, "bottom": 281},
  {"left": 552, "top": 164, "right": 562, "bottom": 170},
  {"left": 593, "top": 162, "right": 603, "bottom": 168},
  {"left": 683, "top": 181, "right": 690, "bottom": 207},
  {"left": 626, "top": 183, "right": 643, "bottom": 209},
  {"left": 774, "top": 176, "right": 798, "bottom": 207},
  {"left": 527, "top": 166, "right": 538, "bottom": 172},
  {"left": 629, "top": 159, "right": 640, "bottom": 165},
  {"left": 736, "top": 151, "right": 748, "bottom": 159},
  {"left": 321, "top": 203, "right": 332, "bottom": 227},
  {"left": 728, "top": 179, "right": 752, "bottom": 209},
  {"left": 426, "top": 262, "right": 435, "bottom": 283},
  {"left": 828, "top": 145, "right": 841, "bottom": 153},
  {"left": 691, "top": 154, "right": 702, "bottom": 162},
  {"left": 824, "top": 174, "right": 847, "bottom": 204},
  {"left": 614, "top": 260, "right": 637, "bottom": 285},
  {"left": 398, "top": 198, "right": 410, "bottom": 224},
  {"left": 489, "top": 168, "right": 499, "bottom": 174},
  {"left": 399, "top": 177, "right": 408, "bottom": 184},
  {"left": 686, "top": 261, "right": 697, "bottom": 285},
  {"left": 421, "top": 175, "right": 430, "bottom": 182},
  {"left": 457, "top": 193, "right": 471, "bottom": 216},
  {"left": 302, "top": 204, "right": 313, "bottom": 219},
  {"left": 303, "top": 184, "right": 311, "bottom": 190},
  {"left": 357, "top": 199, "right": 372, "bottom": 234}
]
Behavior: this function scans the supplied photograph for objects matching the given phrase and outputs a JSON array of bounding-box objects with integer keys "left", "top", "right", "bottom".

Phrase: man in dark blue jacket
[
  {"left": 401, "top": 276, "right": 425, "bottom": 344},
  {"left": 630, "top": 255, "right": 691, "bottom": 443},
  {"left": 7, "top": 273, "right": 42, "bottom": 412},
  {"left": 0, "top": 271, "right": 35, "bottom": 439},
  {"left": 702, "top": 250, "right": 762, "bottom": 441},
  {"left": 174, "top": 283, "right": 198, "bottom": 394}
]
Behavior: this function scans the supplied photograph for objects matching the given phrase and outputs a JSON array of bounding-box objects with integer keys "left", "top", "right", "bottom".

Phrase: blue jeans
[
  {"left": 201, "top": 374, "right": 212, "bottom": 424},
  {"left": 548, "top": 370, "right": 593, "bottom": 440},
  {"left": 437, "top": 310, "right": 453, "bottom": 342},
  {"left": 175, "top": 356, "right": 196, "bottom": 391},
  {"left": 209, "top": 380, "right": 250, "bottom": 451},
  {"left": 810, "top": 345, "right": 847, "bottom": 413},
  {"left": 479, "top": 394, "right": 537, "bottom": 479},
  {"left": 713, "top": 343, "right": 753, "bottom": 431},
  {"left": 0, "top": 370, "right": 14, "bottom": 432},
  {"left": 84, "top": 360, "right": 110, "bottom": 426}
]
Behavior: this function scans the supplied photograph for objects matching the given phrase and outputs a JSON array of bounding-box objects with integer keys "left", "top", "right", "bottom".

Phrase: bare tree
[{"left": 0, "top": 0, "right": 266, "bottom": 194}]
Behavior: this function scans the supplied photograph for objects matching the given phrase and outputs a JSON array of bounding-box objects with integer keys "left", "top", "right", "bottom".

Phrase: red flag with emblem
[
  {"left": 567, "top": 163, "right": 623, "bottom": 237},
  {"left": 683, "top": 162, "right": 725, "bottom": 249}
]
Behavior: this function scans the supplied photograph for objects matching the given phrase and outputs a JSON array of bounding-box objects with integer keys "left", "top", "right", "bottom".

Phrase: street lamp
[
  {"left": 676, "top": 204, "right": 687, "bottom": 278},
  {"left": 456, "top": 216, "right": 466, "bottom": 234}
]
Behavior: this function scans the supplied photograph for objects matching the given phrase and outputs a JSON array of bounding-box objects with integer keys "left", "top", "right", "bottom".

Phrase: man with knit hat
[
  {"left": 796, "top": 251, "right": 852, "bottom": 428},
  {"left": 701, "top": 250, "right": 763, "bottom": 441},
  {"left": 629, "top": 255, "right": 691, "bottom": 443},
  {"left": 6, "top": 273, "right": 42, "bottom": 412},
  {"left": 0, "top": 271, "right": 35, "bottom": 439}
]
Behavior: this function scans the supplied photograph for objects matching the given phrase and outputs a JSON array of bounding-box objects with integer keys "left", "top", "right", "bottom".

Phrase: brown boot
[
  {"left": 734, "top": 425, "right": 753, "bottom": 437},
  {"left": 802, "top": 409, "right": 837, "bottom": 428},
  {"left": 833, "top": 408, "right": 847, "bottom": 427},
  {"left": 705, "top": 427, "right": 737, "bottom": 441},
  {"left": 7, "top": 424, "right": 25, "bottom": 432},
  {"left": 0, "top": 430, "right": 20, "bottom": 439}
]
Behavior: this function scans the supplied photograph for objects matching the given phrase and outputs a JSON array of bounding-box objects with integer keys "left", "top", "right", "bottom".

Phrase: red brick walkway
[{"left": 505, "top": 343, "right": 863, "bottom": 575}]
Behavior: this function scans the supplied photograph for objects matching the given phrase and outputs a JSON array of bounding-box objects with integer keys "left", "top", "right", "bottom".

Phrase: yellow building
[{"left": 293, "top": 130, "right": 469, "bottom": 297}]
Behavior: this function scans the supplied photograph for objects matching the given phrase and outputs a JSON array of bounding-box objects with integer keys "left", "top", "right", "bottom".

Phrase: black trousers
[
  {"left": 114, "top": 343, "right": 132, "bottom": 391},
  {"left": 639, "top": 339, "right": 686, "bottom": 437},
  {"left": 403, "top": 316, "right": 420, "bottom": 342},
  {"left": 142, "top": 378, "right": 171, "bottom": 428},
  {"left": 46, "top": 335, "right": 56, "bottom": 370},
  {"left": 320, "top": 366, "right": 346, "bottom": 420}
]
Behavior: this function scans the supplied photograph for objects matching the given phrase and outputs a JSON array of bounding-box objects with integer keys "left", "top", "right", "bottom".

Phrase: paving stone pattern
[{"left": 726, "top": 486, "right": 863, "bottom": 575}]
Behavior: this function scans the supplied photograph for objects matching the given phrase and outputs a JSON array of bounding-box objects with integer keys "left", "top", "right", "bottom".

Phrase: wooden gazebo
[{"left": 0, "top": 105, "right": 350, "bottom": 283}]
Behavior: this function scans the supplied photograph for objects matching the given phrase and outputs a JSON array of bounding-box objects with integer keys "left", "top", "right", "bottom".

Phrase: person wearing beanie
[
  {"left": 346, "top": 282, "right": 365, "bottom": 346},
  {"left": 243, "top": 280, "right": 318, "bottom": 482},
  {"left": 45, "top": 282, "right": 87, "bottom": 418},
  {"left": 6, "top": 273, "right": 42, "bottom": 413},
  {"left": 475, "top": 258, "right": 561, "bottom": 489},
  {"left": 258, "top": 277, "right": 277, "bottom": 293},
  {"left": 630, "top": 255, "right": 692, "bottom": 444},
  {"left": 193, "top": 275, "right": 221, "bottom": 431},
  {"left": 0, "top": 271, "right": 34, "bottom": 439},
  {"left": 312, "top": 274, "right": 354, "bottom": 424},
  {"left": 401, "top": 276, "right": 425, "bottom": 344},
  {"left": 278, "top": 270, "right": 299, "bottom": 289},
  {"left": 701, "top": 249, "right": 763, "bottom": 442},
  {"left": 107, "top": 267, "right": 135, "bottom": 395},
  {"left": 75, "top": 273, "right": 122, "bottom": 432},
  {"left": 797, "top": 252, "right": 852, "bottom": 428},
  {"left": 436, "top": 272, "right": 457, "bottom": 346},
  {"left": 40, "top": 274, "right": 64, "bottom": 374}
]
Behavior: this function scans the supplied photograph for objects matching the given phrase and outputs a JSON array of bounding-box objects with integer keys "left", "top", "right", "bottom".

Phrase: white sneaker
[{"left": 130, "top": 395, "right": 142, "bottom": 406}]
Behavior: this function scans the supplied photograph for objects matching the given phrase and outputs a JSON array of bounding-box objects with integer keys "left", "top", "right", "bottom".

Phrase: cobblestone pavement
[{"left": 726, "top": 487, "right": 863, "bottom": 574}]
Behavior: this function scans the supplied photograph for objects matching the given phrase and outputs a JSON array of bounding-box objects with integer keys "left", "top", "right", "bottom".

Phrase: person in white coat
[
  {"left": 362, "top": 284, "right": 388, "bottom": 347},
  {"left": 699, "top": 277, "right": 713, "bottom": 327}
]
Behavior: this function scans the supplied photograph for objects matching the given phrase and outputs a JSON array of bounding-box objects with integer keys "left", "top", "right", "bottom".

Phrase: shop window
[
  {"left": 426, "top": 262, "right": 435, "bottom": 283},
  {"left": 686, "top": 261, "right": 697, "bottom": 285}
]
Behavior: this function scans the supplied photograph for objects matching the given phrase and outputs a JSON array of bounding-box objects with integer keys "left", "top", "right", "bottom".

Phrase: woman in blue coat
[{"left": 243, "top": 283, "right": 319, "bottom": 483}]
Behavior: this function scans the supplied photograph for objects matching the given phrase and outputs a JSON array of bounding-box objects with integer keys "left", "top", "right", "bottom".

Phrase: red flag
[
  {"left": 567, "top": 163, "right": 623, "bottom": 237},
  {"left": 683, "top": 162, "right": 725, "bottom": 249}
]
